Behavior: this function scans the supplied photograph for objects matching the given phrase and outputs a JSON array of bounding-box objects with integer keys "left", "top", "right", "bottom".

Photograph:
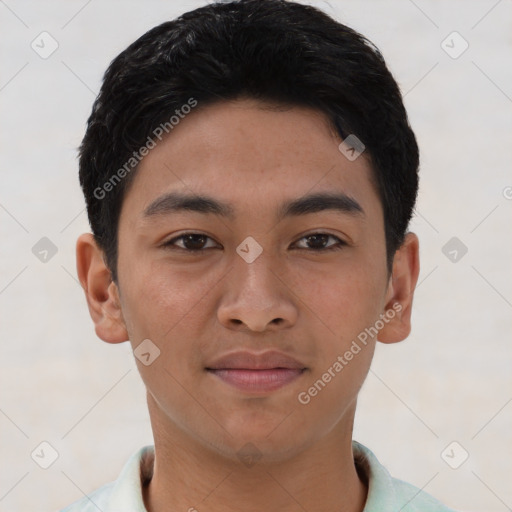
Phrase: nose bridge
[
  {"left": 217, "top": 239, "right": 298, "bottom": 331},
  {"left": 233, "top": 239, "right": 280, "bottom": 305}
]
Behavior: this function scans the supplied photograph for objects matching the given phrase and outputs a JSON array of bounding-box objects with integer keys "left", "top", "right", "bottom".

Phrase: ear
[
  {"left": 76, "top": 233, "right": 129, "bottom": 344},
  {"left": 378, "top": 232, "right": 420, "bottom": 344}
]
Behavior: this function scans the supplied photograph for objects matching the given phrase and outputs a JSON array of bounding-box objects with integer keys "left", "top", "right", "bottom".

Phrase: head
[{"left": 76, "top": 0, "right": 420, "bottom": 463}]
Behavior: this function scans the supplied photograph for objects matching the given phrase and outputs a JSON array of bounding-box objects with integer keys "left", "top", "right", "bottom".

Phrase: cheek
[
  {"left": 295, "top": 272, "right": 380, "bottom": 419},
  {"left": 280, "top": 256, "right": 386, "bottom": 339},
  {"left": 121, "top": 258, "right": 211, "bottom": 335},
  {"left": 119, "top": 259, "right": 226, "bottom": 380}
]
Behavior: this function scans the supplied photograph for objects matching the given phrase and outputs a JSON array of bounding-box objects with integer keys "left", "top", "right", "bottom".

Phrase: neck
[{"left": 142, "top": 394, "right": 367, "bottom": 512}]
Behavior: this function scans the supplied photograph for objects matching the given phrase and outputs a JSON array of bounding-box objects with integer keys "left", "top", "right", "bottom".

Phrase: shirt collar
[
  {"left": 105, "top": 441, "right": 399, "bottom": 512},
  {"left": 107, "top": 444, "right": 154, "bottom": 512}
]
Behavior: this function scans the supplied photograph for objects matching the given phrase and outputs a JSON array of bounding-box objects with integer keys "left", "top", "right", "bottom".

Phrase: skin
[{"left": 76, "top": 98, "right": 420, "bottom": 512}]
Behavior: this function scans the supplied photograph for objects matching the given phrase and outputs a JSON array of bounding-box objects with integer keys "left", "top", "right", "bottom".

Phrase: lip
[
  {"left": 205, "top": 350, "right": 307, "bottom": 394},
  {"left": 206, "top": 350, "right": 306, "bottom": 371}
]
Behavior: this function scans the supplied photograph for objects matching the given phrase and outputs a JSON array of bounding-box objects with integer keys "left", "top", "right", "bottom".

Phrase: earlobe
[
  {"left": 76, "top": 233, "right": 129, "bottom": 344},
  {"left": 378, "top": 232, "right": 420, "bottom": 344}
]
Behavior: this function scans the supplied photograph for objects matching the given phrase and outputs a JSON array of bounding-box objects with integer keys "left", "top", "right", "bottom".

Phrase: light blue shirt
[{"left": 59, "top": 441, "right": 458, "bottom": 511}]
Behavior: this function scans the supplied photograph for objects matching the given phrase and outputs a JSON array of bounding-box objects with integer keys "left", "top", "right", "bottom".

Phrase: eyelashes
[{"left": 162, "top": 232, "right": 347, "bottom": 253}]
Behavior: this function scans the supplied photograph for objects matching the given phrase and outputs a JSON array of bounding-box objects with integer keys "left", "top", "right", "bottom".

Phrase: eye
[
  {"left": 293, "top": 233, "right": 346, "bottom": 252},
  {"left": 163, "top": 233, "right": 218, "bottom": 252},
  {"left": 162, "top": 232, "right": 346, "bottom": 253}
]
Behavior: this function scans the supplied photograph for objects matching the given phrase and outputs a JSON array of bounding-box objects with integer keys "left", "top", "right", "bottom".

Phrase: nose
[{"left": 216, "top": 249, "right": 299, "bottom": 332}]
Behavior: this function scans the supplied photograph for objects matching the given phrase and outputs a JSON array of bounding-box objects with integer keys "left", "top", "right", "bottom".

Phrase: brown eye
[
  {"left": 163, "top": 232, "right": 346, "bottom": 253},
  {"left": 294, "top": 233, "right": 346, "bottom": 252},
  {"left": 164, "top": 233, "right": 218, "bottom": 252}
]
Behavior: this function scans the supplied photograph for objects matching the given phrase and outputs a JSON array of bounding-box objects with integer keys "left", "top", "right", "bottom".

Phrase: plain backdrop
[{"left": 1, "top": 1, "right": 511, "bottom": 511}]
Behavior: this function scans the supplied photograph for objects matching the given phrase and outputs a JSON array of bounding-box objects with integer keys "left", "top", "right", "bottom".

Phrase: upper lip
[{"left": 206, "top": 350, "right": 306, "bottom": 371}]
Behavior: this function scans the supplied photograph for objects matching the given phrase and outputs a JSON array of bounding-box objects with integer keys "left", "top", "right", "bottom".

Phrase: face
[{"left": 78, "top": 98, "right": 418, "bottom": 464}]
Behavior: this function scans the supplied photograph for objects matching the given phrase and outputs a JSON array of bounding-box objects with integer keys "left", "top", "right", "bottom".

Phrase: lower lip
[{"left": 207, "top": 368, "right": 305, "bottom": 393}]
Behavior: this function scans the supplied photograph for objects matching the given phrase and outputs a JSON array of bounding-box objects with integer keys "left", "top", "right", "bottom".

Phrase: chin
[{"left": 216, "top": 419, "right": 311, "bottom": 456}]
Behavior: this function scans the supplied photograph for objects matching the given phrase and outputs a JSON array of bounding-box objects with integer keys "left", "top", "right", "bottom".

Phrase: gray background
[{"left": 1, "top": 1, "right": 511, "bottom": 511}]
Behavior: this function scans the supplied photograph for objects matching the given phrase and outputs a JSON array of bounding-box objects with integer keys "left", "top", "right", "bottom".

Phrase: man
[{"left": 61, "top": 1, "right": 457, "bottom": 510}]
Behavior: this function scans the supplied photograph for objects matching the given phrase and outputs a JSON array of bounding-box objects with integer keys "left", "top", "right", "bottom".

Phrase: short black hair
[{"left": 79, "top": 0, "right": 419, "bottom": 284}]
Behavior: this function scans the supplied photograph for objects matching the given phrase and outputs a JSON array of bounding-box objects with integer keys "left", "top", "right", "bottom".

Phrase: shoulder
[
  {"left": 57, "top": 445, "right": 154, "bottom": 512},
  {"left": 353, "top": 440, "right": 459, "bottom": 512},
  {"left": 386, "top": 475, "right": 458, "bottom": 511},
  {"left": 58, "top": 481, "right": 115, "bottom": 512}
]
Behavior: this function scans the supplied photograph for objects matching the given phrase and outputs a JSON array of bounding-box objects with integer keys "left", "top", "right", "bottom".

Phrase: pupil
[
  {"left": 308, "top": 234, "right": 327, "bottom": 248},
  {"left": 185, "top": 234, "right": 205, "bottom": 249}
]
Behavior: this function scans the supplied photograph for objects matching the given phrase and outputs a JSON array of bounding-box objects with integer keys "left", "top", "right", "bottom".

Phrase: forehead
[{"left": 119, "top": 98, "right": 381, "bottom": 224}]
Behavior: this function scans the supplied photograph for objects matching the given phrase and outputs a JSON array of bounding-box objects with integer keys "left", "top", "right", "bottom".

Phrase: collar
[{"left": 103, "top": 441, "right": 431, "bottom": 512}]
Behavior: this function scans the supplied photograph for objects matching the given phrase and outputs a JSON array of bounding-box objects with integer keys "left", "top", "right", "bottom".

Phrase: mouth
[
  {"left": 206, "top": 368, "right": 306, "bottom": 393},
  {"left": 205, "top": 350, "right": 307, "bottom": 394}
]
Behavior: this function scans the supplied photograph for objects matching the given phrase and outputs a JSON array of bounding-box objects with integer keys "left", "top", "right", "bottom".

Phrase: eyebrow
[{"left": 142, "top": 191, "right": 364, "bottom": 222}]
